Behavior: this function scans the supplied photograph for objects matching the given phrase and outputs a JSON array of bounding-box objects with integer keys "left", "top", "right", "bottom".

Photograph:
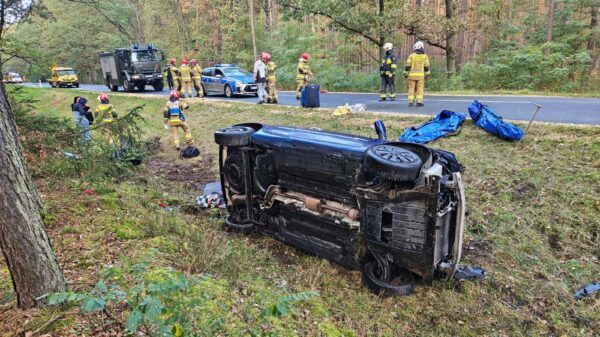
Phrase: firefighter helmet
[
  {"left": 413, "top": 41, "right": 425, "bottom": 51},
  {"left": 191, "top": 59, "right": 198, "bottom": 65},
  {"left": 169, "top": 90, "right": 180, "bottom": 99},
  {"left": 181, "top": 59, "right": 188, "bottom": 65},
  {"left": 301, "top": 53, "right": 310, "bottom": 61},
  {"left": 99, "top": 93, "right": 109, "bottom": 103},
  {"left": 383, "top": 43, "right": 393, "bottom": 51},
  {"left": 262, "top": 52, "right": 271, "bottom": 61},
  {"left": 169, "top": 58, "right": 176, "bottom": 65}
]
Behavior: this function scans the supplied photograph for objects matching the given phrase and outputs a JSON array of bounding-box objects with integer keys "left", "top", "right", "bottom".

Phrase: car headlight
[
  {"left": 235, "top": 81, "right": 242, "bottom": 86},
  {"left": 132, "top": 75, "right": 140, "bottom": 79},
  {"left": 157, "top": 74, "right": 163, "bottom": 78}
]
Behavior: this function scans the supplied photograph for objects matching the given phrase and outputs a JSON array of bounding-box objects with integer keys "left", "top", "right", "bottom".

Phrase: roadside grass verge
[{"left": 1, "top": 87, "right": 598, "bottom": 336}]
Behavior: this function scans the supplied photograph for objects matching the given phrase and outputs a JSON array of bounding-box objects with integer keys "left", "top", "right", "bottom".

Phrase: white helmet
[
  {"left": 413, "top": 41, "right": 425, "bottom": 51},
  {"left": 383, "top": 43, "right": 393, "bottom": 51}
]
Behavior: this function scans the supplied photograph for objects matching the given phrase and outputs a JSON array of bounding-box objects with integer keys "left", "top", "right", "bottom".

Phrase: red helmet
[
  {"left": 169, "top": 58, "right": 176, "bottom": 65},
  {"left": 261, "top": 52, "right": 271, "bottom": 61},
  {"left": 301, "top": 53, "right": 310, "bottom": 60},
  {"left": 169, "top": 90, "right": 180, "bottom": 99},
  {"left": 99, "top": 93, "right": 109, "bottom": 103},
  {"left": 181, "top": 59, "right": 188, "bottom": 65},
  {"left": 191, "top": 59, "right": 198, "bottom": 65}
]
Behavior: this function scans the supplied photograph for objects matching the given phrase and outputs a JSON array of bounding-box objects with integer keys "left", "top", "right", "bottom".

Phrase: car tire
[
  {"left": 110, "top": 85, "right": 119, "bottom": 92},
  {"left": 225, "top": 214, "right": 254, "bottom": 234},
  {"left": 123, "top": 79, "right": 133, "bottom": 92},
  {"left": 74, "top": 83, "right": 79, "bottom": 88},
  {"left": 214, "top": 126, "right": 255, "bottom": 147},
  {"left": 224, "top": 84, "right": 233, "bottom": 98},
  {"left": 362, "top": 261, "right": 415, "bottom": 297},
  {"left": 364, "top": 144, "right": 423, "bottom": 182}
]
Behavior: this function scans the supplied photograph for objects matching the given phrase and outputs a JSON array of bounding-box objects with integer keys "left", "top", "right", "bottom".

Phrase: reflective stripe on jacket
[
  {"left": 179, "top": 65, "right": 192, "bottom": 81},
  {"left": 404, "top": 52, "right": 431, "bottom": 78},
  {"left": 163, "top": 99, "right": 188, "bottom": 125},
  {"left": 380, "top": 52, "right": 398, "bottom": 76},
  {"left": 171, "top": 66, "right": 180, "bottom": 80}
]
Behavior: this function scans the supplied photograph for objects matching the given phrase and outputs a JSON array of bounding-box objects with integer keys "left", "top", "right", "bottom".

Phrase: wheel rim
[
  {"left": 221, "top": 126, "right": 250, "bottom": 133},
  {"left": 225, "top": 86, "right": 232, "bottom": 97},
  {"left": 373, "top": 145, "right": 419, "bottom": 163}
]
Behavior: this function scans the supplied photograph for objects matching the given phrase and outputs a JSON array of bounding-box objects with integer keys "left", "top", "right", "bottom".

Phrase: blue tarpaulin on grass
[
  {"left": 468, "top": 100, "right": 524, "bottom": 141},
  {"left": 399, "top": 110, "right": 466, "bottom": 144}
]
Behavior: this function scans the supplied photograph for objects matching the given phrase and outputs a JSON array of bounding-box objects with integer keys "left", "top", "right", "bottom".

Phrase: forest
[{"left": 2, "top": 0, "right": 600, "bottom": 93}]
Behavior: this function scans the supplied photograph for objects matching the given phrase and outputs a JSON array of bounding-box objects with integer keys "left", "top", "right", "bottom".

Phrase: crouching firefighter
[
  {"left": 379, "top": 43, "right": 397, "bottom": 101},
  {"left": 163, "top": 91, "right": 194, "bottom": 150},
  {"left": 404, "top": 41, "right": 431, "bottom": 107},
  {"left": 94, "top": 94, "right": 119, "bottom": 150}
]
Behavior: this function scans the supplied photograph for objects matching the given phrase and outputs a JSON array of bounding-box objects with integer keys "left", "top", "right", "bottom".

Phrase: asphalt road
[{"left": 26, "top": 83, "right": 600, "bottom": 125}]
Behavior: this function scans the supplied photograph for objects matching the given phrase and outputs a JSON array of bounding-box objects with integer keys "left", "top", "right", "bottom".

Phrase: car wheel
[
  {"left": 224, "top": 84, "right": 233, "bottom": 98},
  {"left": 364, "top": 144, "right": 423, "bottom": 182},
  {"left": 110, "top": 84, "right": 119, "bottom": 92},
  {"left": 362, "top": 261, "right": 415, "bottom": 297},
  {"left": 123, "top": 79, "right": 133, "bottom": 92},
  {"left": 74, "top": 83, "right": 79, "bottom": 88},
  {"left": 214, "top": 126, "right": 255, "bottom": 147},
  {"left": 225, "top": 210, "right": 254, "bottom": 234},
  {"left": 224, "top": 152, "right": 245, "bottom": 193}
]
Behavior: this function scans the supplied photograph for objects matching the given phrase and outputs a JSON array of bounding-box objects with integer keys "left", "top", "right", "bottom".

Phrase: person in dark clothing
[
  {"left": 164, "top": 64, "right": 174, "bottom": 90},
  {"left": 72, "top": 97, "right": 91, "bottom": 143}
]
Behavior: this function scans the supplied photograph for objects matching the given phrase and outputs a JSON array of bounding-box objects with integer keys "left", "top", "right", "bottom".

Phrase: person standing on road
[
  {"left": 179, "top": 59, "right": 193, "bottom": 98},
  {"left": 379, "top": 43, "right": 398, "bottom": 101},
  {"left": 296, "top": 53, "right": 313, "bottom": 99},
  {"left": 263, "top": 52, "right": 278, "bottom": 104},
  {"left": 164, "top": 63, "right": 174, "bottom": 90},
  {"left": 169, "top": 58, "right": 181, "bottom": 95},
  {"left": 72, "top": 96, "right": 91, "bottom": 143},
  {"left": 190, "top": 59, "right": 203, "bottom": 97},
  {"left": 404, "top": 41, "right": 431, "bottom": 107},
  {"left": 163, "top": 90, "right": 193, "bottom": 150},
  {"left": 253, "top": 53, "right": 267, "bottom": 104}
]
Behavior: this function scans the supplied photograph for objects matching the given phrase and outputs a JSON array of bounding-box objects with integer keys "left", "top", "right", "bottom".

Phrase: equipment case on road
[{"left": 301, "top": 84, "right": 320, "bottom": 108}]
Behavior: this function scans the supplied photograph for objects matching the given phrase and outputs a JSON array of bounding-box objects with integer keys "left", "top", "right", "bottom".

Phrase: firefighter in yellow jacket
[
  {"left": 169, "top": 58, "right": 181, "bottom": 95},
  {"left": 179, "top": 59, "right": 193, "bottom": 98},
  {"left": 296, "top": 53, "right": 312, "bottom": 99},
  {"left": 190, "top": 59, "right": 203, "bottom": 97},
  {"left": 263, "top": 52, "right": 278, "bottom": 103},
  {"left": 404, "top": 41, "right": 431, "bottom": 107},
  {"left": 94, "top": 93, "right": 118, "bottom": 146},
  {"left": 163, "top": 91, "right": 193, "bottom": 150},
  {"left": 379, "top": 42, "right": 398, "bottom": 101}
]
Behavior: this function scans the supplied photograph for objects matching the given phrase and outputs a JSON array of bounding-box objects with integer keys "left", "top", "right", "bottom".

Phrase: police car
[{"left": 201, "top": 64, "right": 258, "bottom": 98}]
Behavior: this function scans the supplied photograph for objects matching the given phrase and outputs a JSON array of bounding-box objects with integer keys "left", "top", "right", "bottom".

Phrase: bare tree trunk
[
  {"left": 589, "top": 0, "right": 599, "bottom": 73},
  {"left": 249, "top": 0, "right": 257, "bottom": 58},
  {"left": 445, "top": 0, "right": 457, "bottom": 77},
  {"left": 546, "top": 0, "right": 555, "bottom": 44},
  {"left": 379, "top": 0, "right": 385, "bottom": 58},
  {"left": 0, "top": 83, "right": 66, "bottom": 309}
]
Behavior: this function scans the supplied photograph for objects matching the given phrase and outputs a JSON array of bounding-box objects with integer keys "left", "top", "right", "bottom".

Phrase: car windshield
[
  {"left": 57, "top": 70, "right": 76, "bottom": 76},
  {"left": 222, "top": 67, "right": 251, "bottom": 77},
  {"left": 132, "top": 50, "right": 159, "bottom": 62}
]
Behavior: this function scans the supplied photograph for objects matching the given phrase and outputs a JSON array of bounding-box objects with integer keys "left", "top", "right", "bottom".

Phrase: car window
[
  {"left": 222, "top": 67, "right": 251, "bottom": 77},
  {"left": 57, "top": 70, "right": 76, "bottom": 76},
  {"left": 202, "top": 68, "right": 214, "bottom": 76},
  {"left": 215, "top": 69, "right": 224, "bottom": 77},
  {"left": 131, "top": 50, "right": 159, "bottom": 62}
]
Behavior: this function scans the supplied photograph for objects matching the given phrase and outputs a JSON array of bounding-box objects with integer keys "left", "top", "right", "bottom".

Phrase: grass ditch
[{"left": 0, "top": 87, "right": 598, "bottom": 336}]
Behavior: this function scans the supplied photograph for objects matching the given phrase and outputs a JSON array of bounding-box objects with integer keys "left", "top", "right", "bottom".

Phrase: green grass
[{"left": 2, "top": 87, "right": 599, "bottom": 336}]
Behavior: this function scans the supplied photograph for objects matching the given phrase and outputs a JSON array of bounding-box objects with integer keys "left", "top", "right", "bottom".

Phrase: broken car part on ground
[{"left": 214, "top": 121, "right": 466, "bottom": 296}]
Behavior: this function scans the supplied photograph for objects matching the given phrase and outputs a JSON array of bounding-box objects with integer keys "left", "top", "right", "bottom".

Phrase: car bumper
[{"left": 235, "top": 83, "right": 258, "bottom": 94}]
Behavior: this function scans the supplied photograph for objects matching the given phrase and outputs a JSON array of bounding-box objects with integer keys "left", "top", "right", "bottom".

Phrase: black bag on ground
[
  {"left": 180, "top": 146, "right": 200, "bottom": 158},
  {"left": 301, "top": 84, "right": 320, "bottom": 108}
]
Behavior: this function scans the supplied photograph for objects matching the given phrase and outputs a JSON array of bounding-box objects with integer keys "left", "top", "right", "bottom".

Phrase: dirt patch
[
  {"left": 512, "top": 181, "right": 537, "bottom": 200},
  {"left": 464, "top": 238, "right": 492, "bottom": 259},
  {"left": 146, "top": 155, "right": 215, "bottom": 186}
]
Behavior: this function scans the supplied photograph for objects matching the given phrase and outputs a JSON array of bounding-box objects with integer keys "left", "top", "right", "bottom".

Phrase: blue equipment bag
[
  {"left": 399, "top": 110, "right": 466, "bottom": 144},
  {"left": 301, "top": 84, "right": 320, "bottom": 108},
  {"left": 468, "top": 100, "right": 524, "bottom": 141}
]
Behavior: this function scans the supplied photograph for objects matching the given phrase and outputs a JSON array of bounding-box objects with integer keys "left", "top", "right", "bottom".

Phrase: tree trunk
[
  {"left": 0, "top": 83, "right": 66, "bottom": 309},
  {"left": 589, "top": 0, "right": 599, "bottom": 74},
  {"left": 379, "top": 0, "right": 385, "bottom": 58},
  {"left": 249, "top": 0, "right": 258, "bottom": 59},
  {"left": 546, "top": 0, "right": 555, "bottom": 44},
  {"left": 445, "top": 0, "right": 457, "bottom": 77}
]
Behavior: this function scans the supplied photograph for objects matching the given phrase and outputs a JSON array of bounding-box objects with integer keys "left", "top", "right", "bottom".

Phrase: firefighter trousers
[
  {"left": 193, "top": 79, "right": 203, "bottom": 97},
  {"left": 296, "top": 79, "right": 308, "bottom": 98},
  {"left": 170, "top": 122, "right": 193, "bottom": 149},
  {"left": 380, "top": 75, "right": 396, "bottom": 99},
  {"left": 266, "top": 80, "right": 278, "bottom": 103},
  {"left": 174, "top": 79, "right": 181, "bottom": 93},
  {"left": 408, "top": 78, "right": 425, "bottom": 104},
  {"left": 181, "top": 80, "right": 193, "bottom": 98}
]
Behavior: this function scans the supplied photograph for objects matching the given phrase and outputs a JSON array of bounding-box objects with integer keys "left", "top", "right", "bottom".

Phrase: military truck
[
  {"left": 99, "top": 44, "right": 164, "bottom": 92},
  {"left": 48, "top": 66, "right": 79, "bottom": 88}
]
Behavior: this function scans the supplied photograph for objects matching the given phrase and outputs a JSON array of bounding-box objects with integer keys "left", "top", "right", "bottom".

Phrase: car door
[
  {"left": 202, "top": 68, "right": 215, "bottom": 93},
  {"left": 214, "top": 69, "right": 226, "bottom": 94}
]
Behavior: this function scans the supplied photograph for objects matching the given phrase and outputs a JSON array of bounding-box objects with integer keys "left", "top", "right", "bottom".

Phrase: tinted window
[
  {"left": 202, "top": 68, "right": 214, "bottom": 76},
  {"left": 222, "top": 67, "right": 251, "bottom": 76},
  {"left": 131, "top": 50, "right": 159, "bottom": 62}
]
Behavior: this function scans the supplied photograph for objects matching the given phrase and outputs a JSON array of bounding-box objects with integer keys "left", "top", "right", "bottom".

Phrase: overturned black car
[{"left": 214, "top": 121, "right": 466, "bottom": 295}]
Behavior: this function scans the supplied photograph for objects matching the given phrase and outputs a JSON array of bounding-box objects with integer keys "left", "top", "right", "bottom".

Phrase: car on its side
[
  {"left": 214, "top": 121, "right": 466, "bottom": 296},
  {"left": 201, "top": 64, "right": 258, "bottom": 98}
]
